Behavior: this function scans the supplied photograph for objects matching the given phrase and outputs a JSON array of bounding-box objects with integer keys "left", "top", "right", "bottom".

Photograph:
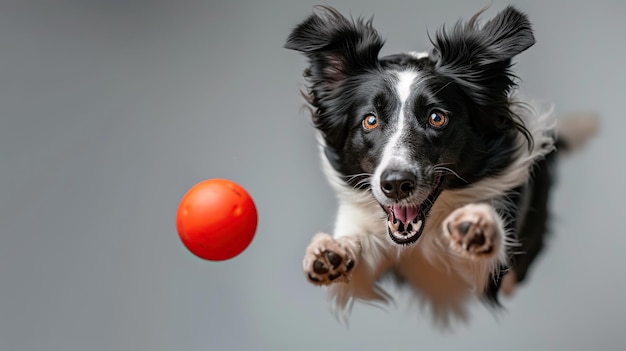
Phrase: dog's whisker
[
  {"left": 343, "top": 173, "right": 372, "bottom": 182},
  {"left": 432, "top": 80, "right": 454, "bottom": 96},
  {"left": 353, "top": 182, "right": 371, "bottom": 191},
  {"left": 354, "top": 178, "right": 370, "bottom": 185},
  {"left": 342, "top": 172, "right": 373, "bottom": 180},
  {"left": 343, "top": 172, "right": 374, "bottom": 190},
  {"left": 433, "top": 165, "right": 470, "bottom": 184}
]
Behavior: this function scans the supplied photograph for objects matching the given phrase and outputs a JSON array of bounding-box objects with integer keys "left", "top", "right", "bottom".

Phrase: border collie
[{"left": 285, "top": 5, "right": 597, "bottom": 325}]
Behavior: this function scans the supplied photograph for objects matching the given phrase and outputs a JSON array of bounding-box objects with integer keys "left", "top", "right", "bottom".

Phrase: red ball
[{"left": 176, "top": 179, "right": 257, "bottom": 261}]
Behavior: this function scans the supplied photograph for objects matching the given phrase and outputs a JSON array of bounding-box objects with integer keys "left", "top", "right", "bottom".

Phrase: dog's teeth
[
  {"left": 406, "top": 223, "right": 413, "bottom": 232},
  {"left": 389, "top": 219, "right": 399, "bottom": 231},
  {"left": 415, "top": 220, "right": 423, "bottom": 232},
  {"left": 412, "top": 216, "right": 419, "bottom": 224}
]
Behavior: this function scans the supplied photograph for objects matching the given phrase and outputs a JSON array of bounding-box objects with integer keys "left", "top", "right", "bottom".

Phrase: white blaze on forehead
[
  {"left": 408, "top": 51, "right": 429, "bottom": 59},
  {"left": 396, "top": 71, "right": 415, "bottom": 103},
  {"left": 372, "top": 70, "right": 418, "bottom": 196},
  {"left": 384, "top": 70, "right": 418, "bottom": 160},
  {"left": 381, "top": 71, "right": 417, "bottom": 161}
]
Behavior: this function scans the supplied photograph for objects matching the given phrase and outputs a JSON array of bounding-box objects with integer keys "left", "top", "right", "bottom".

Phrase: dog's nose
[{"left": 380, "top": 170, "right": 416, "bottom": 200}]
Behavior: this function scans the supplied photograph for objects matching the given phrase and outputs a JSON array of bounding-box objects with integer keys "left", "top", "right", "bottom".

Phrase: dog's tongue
[{"left": 391, "top": 205, "right": 419, "bottom": 224}]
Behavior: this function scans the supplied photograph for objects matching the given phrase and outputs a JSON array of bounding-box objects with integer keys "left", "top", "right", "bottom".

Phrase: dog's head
[{"left": 285, "top": 6, "right": 535, "bottom": 245}]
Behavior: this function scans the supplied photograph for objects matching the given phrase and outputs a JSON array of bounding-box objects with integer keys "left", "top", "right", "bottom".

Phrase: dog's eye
[
  {"left": 362, "top": 114, "right": 379, "bottom": 130},
  {"left": 428, "top": 111, "right": 447, "bottom": 128}
]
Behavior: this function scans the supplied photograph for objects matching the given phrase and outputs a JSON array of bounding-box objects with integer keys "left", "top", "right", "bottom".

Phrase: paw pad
[
  {"left": 444, "top": 204, "right": 498, "bottom": 258},
  {"left": 303, "top": 235, "right": 355, "bottom": 285}
]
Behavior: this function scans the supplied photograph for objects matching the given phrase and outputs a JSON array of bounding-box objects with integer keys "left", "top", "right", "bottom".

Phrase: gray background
[{"left": 0, "top": 0, "right": 623, "bottom": 350}]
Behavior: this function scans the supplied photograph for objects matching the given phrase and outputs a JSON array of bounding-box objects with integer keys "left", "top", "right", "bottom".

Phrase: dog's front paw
[
  {"left": 443, "top": 204, "right": 499, "bottom": 259},
  {"left": 303, "top": 233, "right": 356, "bottom": 285}
]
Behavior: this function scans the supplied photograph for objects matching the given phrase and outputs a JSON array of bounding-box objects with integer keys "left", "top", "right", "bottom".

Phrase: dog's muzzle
[{"left": 381, "top": 177, "right": 445, "bottom": 245}]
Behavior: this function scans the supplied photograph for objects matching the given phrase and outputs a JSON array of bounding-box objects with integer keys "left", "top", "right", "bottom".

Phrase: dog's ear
[
  {"left": 285, "top": 6, "right": 383, "bottom": 91},
  {"left": 431, "top": 6, "right": 535, "bottom": 106}
]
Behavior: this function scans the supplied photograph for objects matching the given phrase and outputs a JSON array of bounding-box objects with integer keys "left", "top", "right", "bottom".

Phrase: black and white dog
[{"left": 285, "top": 5, "right": 596, "bottom": 324}]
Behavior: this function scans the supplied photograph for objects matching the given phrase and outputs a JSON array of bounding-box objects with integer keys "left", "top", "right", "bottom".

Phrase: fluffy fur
[{"left": 285, "top": 5, "right": 597, "bottom": 326}]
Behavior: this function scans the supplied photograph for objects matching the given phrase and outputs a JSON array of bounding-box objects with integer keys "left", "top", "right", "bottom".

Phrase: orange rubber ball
[{"left": 176, "top": 179, "right": 257, "bottom": 261}]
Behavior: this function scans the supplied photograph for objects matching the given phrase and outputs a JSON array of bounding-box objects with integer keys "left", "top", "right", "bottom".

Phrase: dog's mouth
[{"left": 382, "top": 178, "right": 445, "bottom": 246}]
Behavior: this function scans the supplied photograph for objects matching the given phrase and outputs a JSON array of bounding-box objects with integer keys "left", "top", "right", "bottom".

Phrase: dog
[{"left": 285, "top": 5, "right": 597, "bottom": 325}]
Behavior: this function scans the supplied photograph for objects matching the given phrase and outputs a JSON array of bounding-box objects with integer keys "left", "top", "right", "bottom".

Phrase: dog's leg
[
  {"left": 303, "top": 195, "right": 392, "bottom": 286},
  {"left": 303, "top": 230, "right": 395, "bottom": 316},
  {"left": 443, "top": 203, "right": 505, "bottom": 260},
  {"left": 302, "top": 197, "right": 395, "bottom": 316},
  {"left": 303, "top": 232, "right": 359, "bottom": 285},
  {"left": 441, "top": 203, "right": 509, "bottom": 294}
]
